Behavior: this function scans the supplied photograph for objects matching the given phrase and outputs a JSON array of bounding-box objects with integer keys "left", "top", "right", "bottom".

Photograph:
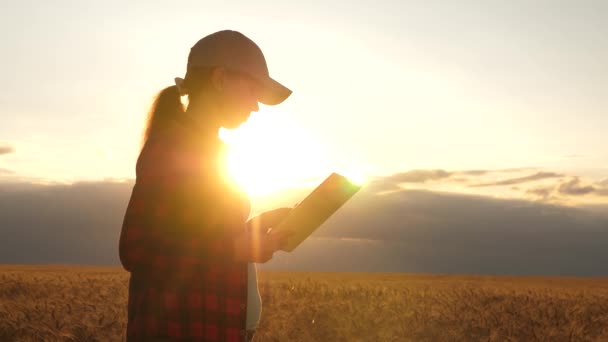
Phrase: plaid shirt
[{"left": 119, "top": 114, "right": 251, "bottom": 341}]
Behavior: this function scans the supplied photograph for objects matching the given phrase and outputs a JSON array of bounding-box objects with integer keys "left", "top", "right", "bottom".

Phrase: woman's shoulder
[{"left": 136, "top": 123, "right": 222, "bottom": 182}]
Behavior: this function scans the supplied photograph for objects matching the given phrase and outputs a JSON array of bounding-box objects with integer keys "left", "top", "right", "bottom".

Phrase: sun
[{"left": 218, "top": 109, "right": 331, "bottom": 198}]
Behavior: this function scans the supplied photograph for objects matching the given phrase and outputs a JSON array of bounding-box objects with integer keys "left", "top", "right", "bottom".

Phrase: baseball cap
[{"left": 179, "top": 30, "right": 292, "bottom": 106}]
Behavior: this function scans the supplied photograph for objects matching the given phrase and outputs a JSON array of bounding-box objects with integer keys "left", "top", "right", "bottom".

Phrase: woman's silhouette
[{"left": 119, "top": 30, "right": 293, "bottom": 342}]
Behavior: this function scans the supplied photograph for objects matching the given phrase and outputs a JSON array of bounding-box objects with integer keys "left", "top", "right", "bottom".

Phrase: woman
[{"left": 119, "top": 30, "right": 293, "bottom": 342}]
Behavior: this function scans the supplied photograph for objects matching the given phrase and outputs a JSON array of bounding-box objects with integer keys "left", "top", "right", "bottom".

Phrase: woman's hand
[
  {"left": 233, "top": 207, "right": 294, "bottom": 263},
  {"left": 233, "top": 229, "right": 292, "bottom": 263},
  {"left": 246, "top": 207, "right": 292, "bottom": 234}
]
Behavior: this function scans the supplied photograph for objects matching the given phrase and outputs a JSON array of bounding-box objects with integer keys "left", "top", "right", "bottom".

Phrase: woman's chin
[
  {"left": 223, "top": 115, "right": 250, "bottom": 130},
  {"left": 222, "top": 120, "right": 247, "bottom": 130}
]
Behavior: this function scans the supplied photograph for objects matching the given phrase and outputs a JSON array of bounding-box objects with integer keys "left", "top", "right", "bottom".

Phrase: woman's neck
[{"left": 184, "top": 95, "right": 222, "bottom": 143}]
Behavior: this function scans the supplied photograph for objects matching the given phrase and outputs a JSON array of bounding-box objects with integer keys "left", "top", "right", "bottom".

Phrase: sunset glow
[{"left": 0, "top": 1, "right": 606, "bottom": 210}]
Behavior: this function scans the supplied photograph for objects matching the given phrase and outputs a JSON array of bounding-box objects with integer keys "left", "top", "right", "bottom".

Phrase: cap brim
[{"left": 257, "top": 77, "right": 292, "bottom": 106}]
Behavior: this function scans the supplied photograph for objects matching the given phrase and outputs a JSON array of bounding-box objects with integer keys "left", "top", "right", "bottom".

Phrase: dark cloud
[
  {"left": 389, "top": 169, "right": 453, "bottom": 183},
  {"left": 525, "top": 186, "right": 554, "bottom": 200},
  {"left": 458, "top": 170, "right": 489, "bottom": 176},
  {"left": 557, "top": 178, "right": 595, "bottom": 196},
  {"left": 1, "top": 178, "right": 608, "bottom": 276},
  {"left": 0, "top": 142, "right": 16, "bottom": 155},
  {"left": 521, "top": 177, "right": 608, "bottom": 200},
  {"left": 595, "top": 188, "right": 608, "bottom": 197},
  {"left": 368, "top": 168, "right": 549, "bottom": 192},
  {"left": 368, "top": 169, "right": 453, "bottom": 191},
  {"left": 0, "top": 180, "right": 133, "bottom": 265},
  {"left": 453, "top": 168, "right": 536, "bottom": 177},
  {"left": 582, "top": 204, "right": 608, "bottom": 216},
  {"left": 469, "top": 172, "right": 563, "bottom": 188},
  {"left": 263, "top": 187, "right": 608, "bottom": 276}
]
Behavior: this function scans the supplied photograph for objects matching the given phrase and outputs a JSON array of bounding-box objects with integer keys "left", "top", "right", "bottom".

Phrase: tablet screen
[{"left": 271, "top": 172, "right": 362, "bottom": 252}]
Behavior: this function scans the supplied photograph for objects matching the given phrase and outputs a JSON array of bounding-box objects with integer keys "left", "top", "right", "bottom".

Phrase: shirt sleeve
[{"left": 118, "top": 135, "right": 246, "bottom": 273}]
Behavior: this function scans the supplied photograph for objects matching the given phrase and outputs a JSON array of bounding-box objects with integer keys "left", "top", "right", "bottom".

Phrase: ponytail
[{"left": 141, "top": 85, "right": 183, "bottom": 148}]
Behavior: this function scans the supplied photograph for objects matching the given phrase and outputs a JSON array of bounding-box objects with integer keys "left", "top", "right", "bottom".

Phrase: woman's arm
[
  {"left": 118, "top": 181, "right": 238, "bottom": 273},
  {"left": 118, "top": 136, "right": 241, "bottom": 273},
  {"left": 119, "top": 180, "right": 291, "bottom": 271}
]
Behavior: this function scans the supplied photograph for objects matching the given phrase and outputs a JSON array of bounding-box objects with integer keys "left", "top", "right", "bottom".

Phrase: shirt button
[{"left": 240, "top": 303, "right": 247, "bottom": 310}]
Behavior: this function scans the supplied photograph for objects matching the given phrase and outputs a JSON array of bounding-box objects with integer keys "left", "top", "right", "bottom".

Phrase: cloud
[
  {"left": 522, "top": 177, "right": 608, "bottom": 200},
  {"left": 456, "top": 167, "right": 539, "bottom": 177},
  {"left": 366, "top": 169, "right": 454, "bottom": 192},
  {"left": 557, "top": 177, "right": 596, "bottom": 196},
  {"left": 458, "top": 170, "right": 489, "bottom": 176},
  {"left": 593, "top": 179, "right": 608, "bottom": 197},
  {"left": 0, "top": 180, "right": 133, "bottom": 265},
  {"left": 389, "top": 169, "right": 453, "bottom": 183},
  {"left": 2, "top": 177, "right": 608, "bottom": 276},
  {"left": 370, "top": 168, "right": 548, "bottom": 191},
  {"left": 594, "top": 179, "right": 608, "bottom": 196},
  {"left": 366, "top": 168, "right": 608, "bottom": 204},
  {"left": 0, "top": 142, "right": 16, "bottom": 155},
  {"left": 264, "top": 186, "right": 608, "bottom": 276},
  {"left": 525, "top": 186, "right": 554, "bottom": 200},
  {"left": 469, "top": 171, "right": 563, "bottom": 188}
]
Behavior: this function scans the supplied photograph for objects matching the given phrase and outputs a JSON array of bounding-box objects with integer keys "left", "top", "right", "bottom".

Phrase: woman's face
[{"left": 216, "top": 69, "right": 260, "bottom": 129}]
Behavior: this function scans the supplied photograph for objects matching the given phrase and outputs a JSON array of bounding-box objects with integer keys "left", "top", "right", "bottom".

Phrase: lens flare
[
  {"left": 219, "top": 109, "right": 330, "bottom": 198},
  {"left": 340, "top": 169, "right": 367, "bottom": 186}
]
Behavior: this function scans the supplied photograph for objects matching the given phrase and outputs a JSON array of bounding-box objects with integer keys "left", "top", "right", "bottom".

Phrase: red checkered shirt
[{"left": 119, "top": 114, "right": 251, "bottom": 341}]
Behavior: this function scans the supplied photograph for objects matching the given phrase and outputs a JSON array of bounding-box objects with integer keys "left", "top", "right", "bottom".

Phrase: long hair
[
  {"left": 141, "top": 86, "right": 183, "bottom": 147},
  {"left": 140, "top": 67, "right": 216, "bottom": 149}
]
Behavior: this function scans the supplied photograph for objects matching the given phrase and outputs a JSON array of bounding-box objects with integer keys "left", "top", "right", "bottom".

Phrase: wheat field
[{"left": 1, "top": 265, "right": 608, "bottom": 341}]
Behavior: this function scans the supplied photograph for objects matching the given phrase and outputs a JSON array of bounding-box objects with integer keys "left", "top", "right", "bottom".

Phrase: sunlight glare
[
  {"left": 219, "top": 108, "right": 330, "bottom": 198},
  {"left": 341, "top": 169, "right": 367, "bottom": 186}
]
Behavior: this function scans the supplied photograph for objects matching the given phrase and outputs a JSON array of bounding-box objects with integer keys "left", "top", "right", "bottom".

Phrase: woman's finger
[{"left": 262, "top": 207, "right": 292, "bottom": 225}]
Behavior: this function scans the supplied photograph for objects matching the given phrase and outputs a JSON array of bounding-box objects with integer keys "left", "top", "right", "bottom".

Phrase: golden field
[{"left": 1, "top": 265, "right": 608, "bottom": 341}]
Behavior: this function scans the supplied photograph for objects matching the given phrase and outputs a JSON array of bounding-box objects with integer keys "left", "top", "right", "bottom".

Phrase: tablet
[{"left": 271, "top": 172, "right": 362, "bottom": 252}]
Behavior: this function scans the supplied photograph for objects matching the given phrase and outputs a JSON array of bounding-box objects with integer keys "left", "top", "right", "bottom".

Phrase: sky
[{"left": 0, "top": 0, "right": 607, "bottom": 207}]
